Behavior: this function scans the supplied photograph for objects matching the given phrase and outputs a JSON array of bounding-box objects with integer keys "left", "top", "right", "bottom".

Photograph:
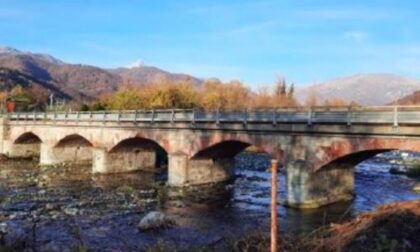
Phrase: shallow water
[{"left": 0, "top": 152, "right": 418, "bottom": 251}]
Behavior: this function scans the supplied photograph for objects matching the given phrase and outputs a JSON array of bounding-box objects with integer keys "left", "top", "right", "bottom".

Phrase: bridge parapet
[{"left": 2, "top": 105, "right": 420, "bottom": 126}]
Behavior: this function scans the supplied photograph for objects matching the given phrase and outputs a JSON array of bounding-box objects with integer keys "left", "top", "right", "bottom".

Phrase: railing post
[
  {"left": 171, "top": 109, "right": 175, "bottom": 124},
  {"left": 117, "top": 111, "right": 121, "bottom": 122},
  {"left": 25, "top": 112, "right": 28, "bottom": 121},
  {"left": 134, "top": 110, "right": 138, "bottom": 123},
  {"left": 102, "top": 110, "right": 106, "bottom": 123},
  {"left": 89, "top": 111, "right": 92, "bottom": 121},
  {"left": 243, "top": 109, "right": 247, "bottom": 125},
  {"left": 43, "top": 111, "right": 47, "bottom": 121},
  {"left": 307, "top": 107, "right": 313, "bottom": 126},
  {"left": 33, "top": 111, "right": 36, "bottom": 121},
  {"left": 77, "top": 111, "right": 80, "bottom": 122},
  {"left": 272, "top": 108, "right": 277, "bottom": 126},
  {"left": 216, "top": 109, "right": 220, "bottom": 125},
  {"left": 347, "top": 106, "right": 352, "bottom": 126},
  {"left": 16, "top": 112, "right": 20, "bottom": 121},
  {"left": 393, "top": 106, "right": 399, "bottom": 127},
  {"left": 191, "top": 109, "right": 196, "bottom": 124},
  {"left": 151, "top": 110, "right": 155, "bottom": 123}
]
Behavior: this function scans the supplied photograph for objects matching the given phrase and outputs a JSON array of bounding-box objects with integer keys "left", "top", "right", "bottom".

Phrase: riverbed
[{"left": 0, "top": 152, "right": 418, "bottom": 251}]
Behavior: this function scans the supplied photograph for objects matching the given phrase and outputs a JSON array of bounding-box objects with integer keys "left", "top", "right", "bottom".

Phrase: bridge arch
[
  {"left": 191, "top": 140, "right": 253, "bottom": 159},
  {"left": 93, "top": 136, "right": 168, "bottom": 174},
  {"left": 176, "top": 138, "right": 282, "bottom": 187},
  {"left": 14, "top": 132, "right": 43, "bottom": 144},
  {"left": 40, "top": 134, "right": 94, "bottom": 165},
  {"left": 287, "top": 137, "right": 420, "bottom": 208},
  {"left": 313, "top": 138, "right": 420, "bottom": 172},
  {"left": 110, "top": 136, "right": 167, "bottom": 154},
  {"left": 55, "top": 134, "right": 93, "bottom": 148},
  {"left": 6, "top": 132, "right": 43, "bottom": 158}
]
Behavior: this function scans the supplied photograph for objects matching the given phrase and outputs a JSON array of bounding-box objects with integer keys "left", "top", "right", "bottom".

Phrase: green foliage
[
  {"left": 149, "top": 83, "right": 197, "bottom": 109},
  {"left": 79, "top": 103, "right": 90, "bottom": 111},
  {"left": 106, "top": 89, "right": 144, "bottom": 110},
  {"left": 373, "top": 234, "right": 398, "bottom": 252},
  {"left": 90, "top": 102, "right": 106, "bottom": 111}
]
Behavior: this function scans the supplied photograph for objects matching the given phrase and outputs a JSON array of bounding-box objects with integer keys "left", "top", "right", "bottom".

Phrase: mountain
[
  {"left": 392, "top": 90, "right": 420, "bottom": 105},
  {"left": 0, "top": 46, "right": 203, "bottom": 100},
  {"left": 111, "top": 66, "right": 202, "bottom": 86},
  {"left": 0, "top": 67, "right": 70, "bottom": 99},
  {"left": 296, "top": 74, "right": 420, "bottom": 105}
]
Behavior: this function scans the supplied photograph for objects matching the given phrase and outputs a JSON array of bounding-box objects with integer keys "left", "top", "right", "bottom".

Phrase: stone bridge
[{"left": 1, "top": 106, "right": 420, "bottom": 208}]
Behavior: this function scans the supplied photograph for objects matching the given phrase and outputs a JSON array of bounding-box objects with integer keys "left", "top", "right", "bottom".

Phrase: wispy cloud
[
  {"left": 0, "top": 8, "right": 27, "bottom": 19},
  {"left": 299, "top": 8, "right": 394, "bottom": 21},
  {"left": 228, "top": 20, "right": 279, "bottom": 35},
  {"left": 343, "top": 31, "right": 369, "bottom": 42}
]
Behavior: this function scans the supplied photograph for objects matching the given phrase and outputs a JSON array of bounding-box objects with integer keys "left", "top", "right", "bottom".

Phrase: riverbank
[{"left": 229, "top": 200, "right": 420, "bottom": 252}]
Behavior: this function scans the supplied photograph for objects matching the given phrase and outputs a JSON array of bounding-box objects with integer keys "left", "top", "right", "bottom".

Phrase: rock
[
  {"left": 45, "top": 203, "right": 55, "bottom": 210},
  {"left": 62, "top": 207, "right": 78, "bottom": 216},
  {"left": 138, "top": 211, "right": 175, "bottom": 230},
  {"left": 413, "top": 184, "right": 420, "bottom": 193},
  {"left": 0, "top": 222, "right": 9, "bottom": 234},
  {"left": 389, "top": 166, "right": 407, "bottom": 175}
]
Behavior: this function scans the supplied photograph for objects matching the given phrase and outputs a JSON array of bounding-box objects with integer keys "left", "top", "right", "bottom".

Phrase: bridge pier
[
  {"left": 168, "top": 153, "right": 234, "bottom": 186},
  {"left": 40, "top": 143, "right": 92, "bottom": 166},
  {"left": 92, "top": 147, "right": 156, "bottom": 173},
  {"left": 285, "top": 160, "right": 354, "bottom": 208},
  {"left": 2, "top": 140, "right": 40, "bottom": 158}
]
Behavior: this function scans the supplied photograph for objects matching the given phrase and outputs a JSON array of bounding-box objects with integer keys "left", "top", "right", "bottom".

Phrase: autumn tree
[
  {"left": 324, "top": 98, "right": 350, "bottom": 107},
  {"left": 148, "top": 81, "right": 197, "bottom": 109},
  {"left": 104, "top": 87, "right": 144, "bottom": 110}
]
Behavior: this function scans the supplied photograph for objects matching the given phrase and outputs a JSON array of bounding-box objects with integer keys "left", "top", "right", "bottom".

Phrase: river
[{"left": 0, "top": 152, "right": 418, "bottom": 251}]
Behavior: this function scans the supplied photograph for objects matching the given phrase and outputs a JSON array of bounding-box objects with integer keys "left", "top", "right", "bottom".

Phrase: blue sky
[{"left": 1, "top": 0, "right": 419, "bottom": 87}]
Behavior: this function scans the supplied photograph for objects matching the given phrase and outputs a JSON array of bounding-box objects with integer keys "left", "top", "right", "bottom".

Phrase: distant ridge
[
  {"left": 296, "top": 74, "right": 420, "bottom": 105},
  {"left": 0, "top": 46, "right": 203, "bottom": 100}
]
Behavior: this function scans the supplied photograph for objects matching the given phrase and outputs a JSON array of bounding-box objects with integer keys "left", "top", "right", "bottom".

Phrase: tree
[
  {"left": 105, "top": 88, "right": 144, "bottom": 110},
  {"left": 305, "top": 87, "right": 320, "bottom": 107},
  {"left": 288, "top": 83, "right": 294, "bottom": 99},
  {"left": 324, "top": 98, "right": 349, "bottom": 106}
]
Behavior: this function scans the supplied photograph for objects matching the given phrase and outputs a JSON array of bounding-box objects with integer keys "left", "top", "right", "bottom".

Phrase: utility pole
[
  {"left": 271, "top": 159, "right": 279, "bottom": 252},
  {"left": 49, "top": 94, "right": 54, "bottom": 111}
]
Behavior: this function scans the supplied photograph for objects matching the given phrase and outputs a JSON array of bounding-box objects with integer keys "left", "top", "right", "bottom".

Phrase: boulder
[
  {"left": 413, "top": 183, "right": 420, "bottom": 193},
  {"left": 137, "top": 211, "right": 175, "bottom": 230}
]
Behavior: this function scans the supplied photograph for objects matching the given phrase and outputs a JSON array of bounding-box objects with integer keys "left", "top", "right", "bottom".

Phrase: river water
[{"left": 0, "top": 152, "right": 418, "bottom": 251}]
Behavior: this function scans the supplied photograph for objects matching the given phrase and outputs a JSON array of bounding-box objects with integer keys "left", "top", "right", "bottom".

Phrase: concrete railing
[{"left": 2, "top": 106, "right": 420, "bottom": 126}]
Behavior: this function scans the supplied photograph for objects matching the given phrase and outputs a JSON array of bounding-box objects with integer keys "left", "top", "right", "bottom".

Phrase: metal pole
[
  {"left": 393, "top": 106, "right": 399, "bottom": 128},
  {"left": 271, "top": 159, "right": 279, "bottom": 252}
]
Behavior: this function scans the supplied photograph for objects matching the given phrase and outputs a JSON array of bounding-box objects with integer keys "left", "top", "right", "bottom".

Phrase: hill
[
  {"left": 392, "top": 90, "right": 420, "bottom": 105},
  {"left": 296, "top": 74, "right": 420, "bottom": 105},
  {"left": 0, "top": 46, "right": 202, "bottom": 100}
]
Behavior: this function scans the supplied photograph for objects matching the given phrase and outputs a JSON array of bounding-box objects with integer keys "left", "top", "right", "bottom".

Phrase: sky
[{"left": 0, "top": 0, "right": 420, "bottom": 87}]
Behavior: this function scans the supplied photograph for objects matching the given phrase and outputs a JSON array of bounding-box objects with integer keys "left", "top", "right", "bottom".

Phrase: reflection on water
[{"left": 0, "top": 152, "right": 418, "bottom": 251}]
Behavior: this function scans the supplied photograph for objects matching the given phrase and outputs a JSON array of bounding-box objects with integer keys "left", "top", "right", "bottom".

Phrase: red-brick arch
[
  {"left": 188, "top": 132, "right": 284, "bottom": 160},
  {"left": 13, "top": 131, "right": 43, "bottom": 144},
  {"left": 54, "top": 134, "right": 94, "bottom": 148},
  {"left": 313, "top": 137, "right": 420, "bottom": 172},
  {"left": 106, "top": 130, "right": 171, "bottom": 154}
]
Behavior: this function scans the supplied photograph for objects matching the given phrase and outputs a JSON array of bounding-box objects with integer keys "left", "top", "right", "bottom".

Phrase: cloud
[
  {"left": 299, "top": 8, "right": 393, "bottom": 21},
  {"left": 343, "top": 31, "right": 369, "bottom": 42},
  {"left": 126, "top": 59, "right": 144, "bottom": 68},
  {"left": 0, "top": 9, "right": 26, "bottom": 19}
]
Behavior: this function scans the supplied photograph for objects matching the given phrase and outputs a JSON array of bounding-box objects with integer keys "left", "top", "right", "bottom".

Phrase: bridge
[{"left": 0, "top": 106, "right": 420, "bottom": 208}]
